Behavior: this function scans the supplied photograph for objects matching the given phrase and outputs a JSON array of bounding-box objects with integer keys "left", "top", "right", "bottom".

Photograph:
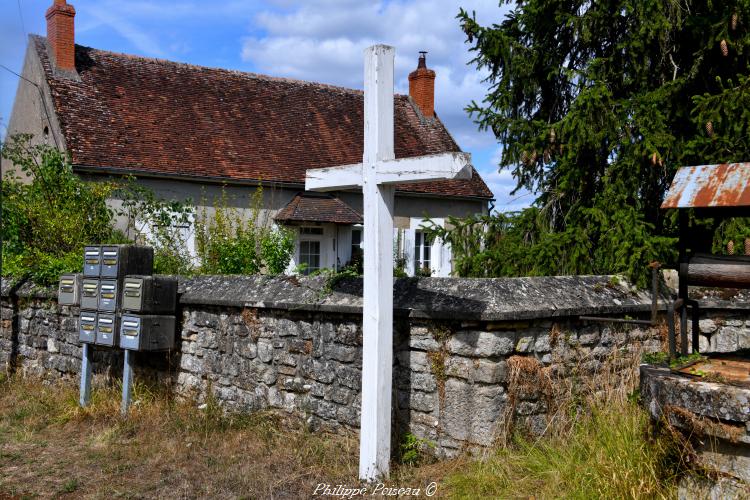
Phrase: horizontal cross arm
[
  {"left": 305, "top": 163, "right": 364, "bottom": 191},
  {"left": 376, "top": 152, "right": 472, "bottom": 185}
]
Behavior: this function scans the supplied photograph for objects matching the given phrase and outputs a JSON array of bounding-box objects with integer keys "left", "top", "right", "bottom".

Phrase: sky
[{"left": 0, "top": 0, "right": 532, "bottom": 211}]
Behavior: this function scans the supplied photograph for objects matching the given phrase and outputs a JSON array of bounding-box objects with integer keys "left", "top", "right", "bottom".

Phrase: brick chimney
[
  {"left": 408, "top": 51, "right": 436, "bottom": 118},
  {"left": 46, "top": 0, "right": 76, "bottom": 72}
]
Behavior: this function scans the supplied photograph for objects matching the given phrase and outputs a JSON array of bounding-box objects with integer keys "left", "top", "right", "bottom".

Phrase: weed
[
  {"left": 399, "top": 432, "right": 436, "bottom": 466},
  {"left": 61, "top": 478, "right": 79, "bottom": 493}
]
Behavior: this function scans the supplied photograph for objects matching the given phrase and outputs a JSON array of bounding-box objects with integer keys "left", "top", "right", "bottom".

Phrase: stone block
[
  {"left": 442, "top": 378, "right": 507, "bottom": 446},
  {"left": 257, "top": 340, "right": 274, "bottom": 363},
  {"left": 336, "top": 365, "right": 361, "bottom": 390},
  {"left": 447, "top": 330, "right": 515, "bottom": 357},
  {"left": 301, "top": 359, "right": 335, "bottom": 384},
  {"left": 397, "top": 371, "right": 437, "bottom": 392},
  {"left": 234, "top": 339, "right": 257, "bottom": 359},
  {"left": 396, "top": 350, "right": 430, "bottom": 372},
  {"left": 408, "top": 326, "right": 440, "bottom": 351},
  {"left": 326, "top": 344, "right": 358, "bottom": 363}
]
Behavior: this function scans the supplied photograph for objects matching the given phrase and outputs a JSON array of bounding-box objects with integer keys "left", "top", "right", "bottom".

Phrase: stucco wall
[{"left": 2, "top": 37, "right": 67, "bottom": 179}]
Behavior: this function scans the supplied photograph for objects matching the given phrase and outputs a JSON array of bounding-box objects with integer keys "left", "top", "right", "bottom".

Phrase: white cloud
[{"left": 241, "top": 0, "right": 507, "bottom": 151}]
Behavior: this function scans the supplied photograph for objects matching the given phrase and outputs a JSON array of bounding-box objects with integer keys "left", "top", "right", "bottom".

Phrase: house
[{"left": 2, "top": 0, "right": 494, "bottom": 277}]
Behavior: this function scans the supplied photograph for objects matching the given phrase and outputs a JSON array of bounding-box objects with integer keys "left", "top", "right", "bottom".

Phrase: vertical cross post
[
  {"left": 359, "top": 45, "right": 395, "bottom": 481},
  {"left": 305, "top": 44, "right": 472, "bottom": 481},
  {"left": 79, "top": 342, "right": 92, "bottom": 406}
]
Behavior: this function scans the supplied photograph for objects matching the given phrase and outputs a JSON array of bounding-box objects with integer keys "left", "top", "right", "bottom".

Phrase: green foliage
[
  {"left": 642, "top": 351, "right": 670, "bottom": 366},
  {"left": 260, "top": 226, "right": 295, "bottom": 276},
  {"left": 116, "top": 177, "right": 195, "bottom": 275},
  {"left": 445, "top": 401, "right": 682, "bottom": 499},
  {"left": 195, "top": 186, "right": 293, "bottom": 275},
  {"left": 450, "top": 1, "right": 750, "bottom": 285},
  {"left": 398, "top": 432, "right": 435, "bottom": 466},
  {"left": 1, "top": 135, "right": 117, "bottom": 284}
]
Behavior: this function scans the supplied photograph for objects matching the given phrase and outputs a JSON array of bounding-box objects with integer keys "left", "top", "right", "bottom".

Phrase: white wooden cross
[{"left": 305, "top": 44, "right": 471, "bottom": 480}]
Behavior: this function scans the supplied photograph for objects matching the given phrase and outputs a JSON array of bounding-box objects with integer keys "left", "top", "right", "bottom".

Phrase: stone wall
[{"left": 3, "top": 274, "right": 749, "bottom": 457}]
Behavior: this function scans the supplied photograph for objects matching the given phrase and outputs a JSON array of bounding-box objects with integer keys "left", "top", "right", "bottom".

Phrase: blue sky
[{"left": 0, "top": 0, "right": 532, "bottom": 211}]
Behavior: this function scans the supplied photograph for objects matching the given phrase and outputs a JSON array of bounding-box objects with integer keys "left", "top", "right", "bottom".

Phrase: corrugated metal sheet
[{"left": 661, "top": 163, "right": 750, "bottom": 209}]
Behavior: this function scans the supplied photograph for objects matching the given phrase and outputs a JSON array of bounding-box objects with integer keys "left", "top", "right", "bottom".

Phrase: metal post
[
  {"left": 121, "top": 349, "right": 133, "bottom": 416},
  {"left": 79, "top": 343, "right": 93, "bottom": 406},
  {"left": 679, "top": 306, "right": 688, "bottom": 356}
]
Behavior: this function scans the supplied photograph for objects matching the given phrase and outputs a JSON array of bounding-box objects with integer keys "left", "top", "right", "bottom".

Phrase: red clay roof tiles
[
  {"left": 275, "top": 193, "right": 363, "bottom": 225},
  {"left": 33, "top": 36, "right": 493, "bottom": 199}
]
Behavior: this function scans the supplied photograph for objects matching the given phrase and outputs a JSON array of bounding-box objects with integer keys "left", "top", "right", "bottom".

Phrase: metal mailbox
[
  {"left": 83, "top": 246, "right": 101, "bottom": 277},
  {"left": 95, "top": 313, "right": 119, "bottom": 346},
  {"left": 119, "top": 314, "right": 176, "bottom": 351},
  {"left": 80, "top": 279, "right": 100, "bottom": 310},
  {"left": 79, "top": 311, "right": 97, "bottom": 343},
  {"left": 58, "top": 273, "right": 81, "bottom": 306},
  {"left": 100, "top": 245, "right": 154, "bottom": 278},
  {"left": 98, "top": 279, "right": 119, "bottom": 312},
  {"left": 121, "top": 276, "right": 178, "bottom": 313}
]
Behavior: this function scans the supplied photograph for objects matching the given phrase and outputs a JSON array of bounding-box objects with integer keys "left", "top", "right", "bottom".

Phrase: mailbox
[
  {"left": 79, "top": 311, "right": 97, "bottom": 343},
  {"left": 83, "top": 246, "right": 101, "bottom": 277},
  {"left": 95, "top": 313, "right": 119, "bottom": 346},
  {"left": 58, "top": 273, "right": 81, "bottom": 306},
  {"left": 119, "top": 314, "right": 176, "bottom": 351},
  {"left": 98, "top": 279, "right": 119, "bottom": 312},
  {"left": 81, "top": 279, "right": 99, "bottom": 310},
  {"left": 121, "top": 276, "right": 178, "bottom": 314},
  {"left": 100, "top": 245, "right": 154, "bottom": 278}
]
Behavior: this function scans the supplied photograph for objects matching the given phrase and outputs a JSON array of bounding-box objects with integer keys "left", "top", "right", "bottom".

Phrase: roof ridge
[{"left": 33, "top": 34, "right": 419, "bottom": 98}]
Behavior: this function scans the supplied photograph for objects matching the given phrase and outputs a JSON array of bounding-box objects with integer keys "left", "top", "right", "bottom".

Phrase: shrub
[
  {"left": 1, "top": 135, "right": 118, "bottom": 284},
  {"left": 116, "top": 177, "right": 195, "bottom": 275},
  {"left": 195, "top": 186, "right": 294, "bottom": 275}
]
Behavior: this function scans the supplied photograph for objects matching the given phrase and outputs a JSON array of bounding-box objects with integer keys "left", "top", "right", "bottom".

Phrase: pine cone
[
  {"left": 732, "top": 12, "right": 738, "bottom": 30},
  {"left": 728, "top": 240, "right": 735, "bottom": 255},
  {"left": 705, "top": 121, "right": 714, "bottom": 137},
  {"left": 745, "top": 238, "right": 750, "bottom": 255},
  {"left": 521, "top": 150, "right": 529, "bottom": 165},
  {"left": 721, "top": 39, "right": 729, "bottom": 56},
  {"left": 651, "top": 152, "right": 658, "bottom": 165},
  {"left": 549, "top": 128, "right": 556, "bottom": 144}
]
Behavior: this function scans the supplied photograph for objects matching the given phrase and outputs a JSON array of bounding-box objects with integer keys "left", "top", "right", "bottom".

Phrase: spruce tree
[{"left": 442, "top": 1, "right": 750, "bottom": 285}]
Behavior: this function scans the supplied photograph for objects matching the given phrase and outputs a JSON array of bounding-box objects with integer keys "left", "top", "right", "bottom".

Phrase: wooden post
[
  {"left": 304, "top": 44, "right": 472, "bottom": 480},
  {"left": 359, "top": 45, "right": 395, "bottom": 481}
]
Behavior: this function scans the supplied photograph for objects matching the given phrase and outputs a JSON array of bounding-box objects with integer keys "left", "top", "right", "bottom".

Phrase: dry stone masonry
[{"left": 3, "top": 274, "right": 750, "bottom": 457}]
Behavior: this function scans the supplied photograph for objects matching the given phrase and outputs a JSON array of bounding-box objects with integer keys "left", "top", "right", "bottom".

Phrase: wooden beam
[
  {"left": 305, "top": 163, "right": 363, "bottom": 191},
  {"left": 376, "top": 152, "right": 472, "bottom": 185}
]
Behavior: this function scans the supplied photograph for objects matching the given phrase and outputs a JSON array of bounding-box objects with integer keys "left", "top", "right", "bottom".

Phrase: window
[
  {"left": 299, "top": 240, "right": 321, "bottom": 275},
  {"left": 414, "top": 231, "right": 432, "bottom": 275},
  {"left": 351, "top": 228, "right": 362, "bottom": 258},
  {"left": 300, "top": 227, "right": 324, "bottom": 235}
]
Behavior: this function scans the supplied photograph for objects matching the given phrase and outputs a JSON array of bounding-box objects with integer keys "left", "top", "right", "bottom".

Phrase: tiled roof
[
  {"left": 33, "top": 36, "right": 493, "bottom": 199},
  {"left": 275, "top": 193, "right": 363, "bottom": 225}
]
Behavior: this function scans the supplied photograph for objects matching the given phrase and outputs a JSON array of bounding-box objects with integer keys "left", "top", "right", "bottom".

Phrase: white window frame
[{"left": 298, "top": 226, "right": 323, "bottom": 275}]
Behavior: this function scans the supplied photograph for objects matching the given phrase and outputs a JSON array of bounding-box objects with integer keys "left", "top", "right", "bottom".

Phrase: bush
[
  {"left": 1, "top": 135, "right": 118, "bottom": 284},
  {"left": 195, "top": 186, "right": 294, "bottom": 275},
  {"left": 116, "top": 177, "right": 195, "bottom": 275}
]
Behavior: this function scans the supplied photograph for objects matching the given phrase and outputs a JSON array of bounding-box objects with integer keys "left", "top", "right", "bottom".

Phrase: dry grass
[
  {"left": 0, "top": 338, "right": 688, "bottom": 499},
  {"left": 0, "top": 375, "right": 443, "bottom": 498},
  {"left": 445, "top": 338, "right": 688, "bottom": 499}
]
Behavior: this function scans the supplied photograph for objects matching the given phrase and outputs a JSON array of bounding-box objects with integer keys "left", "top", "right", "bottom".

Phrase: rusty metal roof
[{"left": 661, "top": 163, "right": 750, "bottom": 209}]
